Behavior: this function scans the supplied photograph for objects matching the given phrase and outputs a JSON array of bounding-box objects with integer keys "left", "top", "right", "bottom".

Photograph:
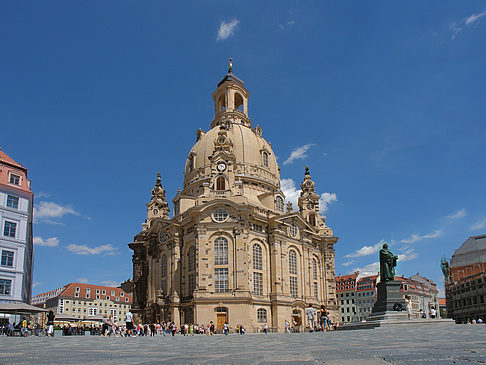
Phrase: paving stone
[{"left": 0, "top": 325, "right": 485, "bottom": 365}]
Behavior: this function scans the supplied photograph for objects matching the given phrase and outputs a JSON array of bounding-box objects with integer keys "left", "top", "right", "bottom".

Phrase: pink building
[{"left": 0, "top": 149, "right": 34, "bottom": 303}]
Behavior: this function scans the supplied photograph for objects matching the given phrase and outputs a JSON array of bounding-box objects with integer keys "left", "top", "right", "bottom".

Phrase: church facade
[{"left": 129, "top": 65, "right": 339, "bottom": 332}]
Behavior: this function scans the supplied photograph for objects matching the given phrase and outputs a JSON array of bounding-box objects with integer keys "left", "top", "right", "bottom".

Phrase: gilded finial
[
  {"left": 155, "top": 172, "right": 162, "bottom": 187},
  {"left": 228, "top": 58, "right": 233, "bottom": 73},
  {"left": 305, "top": 165, "right": 310, "bottom": 175}
]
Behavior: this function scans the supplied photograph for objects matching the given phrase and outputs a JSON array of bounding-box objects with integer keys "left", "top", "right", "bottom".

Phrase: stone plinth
[{"left": 372, "top": 280, "right": 406, "bottom": 313}]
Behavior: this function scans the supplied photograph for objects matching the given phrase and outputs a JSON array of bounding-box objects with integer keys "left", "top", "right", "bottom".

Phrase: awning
[{"left": 0, "top": 302, "right": 48, "bottom": 314}]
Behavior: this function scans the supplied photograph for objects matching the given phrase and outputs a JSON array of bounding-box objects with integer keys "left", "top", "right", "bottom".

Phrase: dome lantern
[{"left": 212, "top": 59, "right": 250, "bottom": 129}]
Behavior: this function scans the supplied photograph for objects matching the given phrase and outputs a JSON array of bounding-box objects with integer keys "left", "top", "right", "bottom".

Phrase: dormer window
[
  {"left": 9, "top": 174, "right": 20, "bottom": 185},
  {"left": 275, "top": 196, "right": 284, "bottom": 212},
  {"left": 216, "top": 176, "right": 225, "bottom": 191},
  {"left": 262, "top": 152, "right": 269, "bottom": 167}
]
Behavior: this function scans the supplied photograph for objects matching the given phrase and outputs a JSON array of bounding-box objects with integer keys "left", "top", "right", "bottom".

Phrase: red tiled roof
[
  {"left": 0, "top": 149, "right": 25, "bottom": 169},
  {"left": 60, "top": 283, "right": 132, "bottom": 303}
]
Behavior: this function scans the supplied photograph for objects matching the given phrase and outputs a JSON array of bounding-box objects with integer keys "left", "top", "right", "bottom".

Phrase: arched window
[
  {"left": 253, "top": 244, "right": 263, "bottom": 270},
  {"left": 214, "top": 237, "right": 228, "bottom": 265},
  {"left": 312, "top": 258, "right": 318, "bottom": 298},
  {"left": 188, "top": 246, "right": 196, "bottom": 272},
  {"left": 289, "top": 249, "right": 298, "bottom": 298},
  {"left": 216, "top": 176, "right": 225, "bottom": 191},
  {"left": 257, "top": 308, "right": 267, "bottom": 323},
  {"left": 289, "top": 250, "right": 297, "bottom": 275},
  {"left": 234, "top": 93, "right": 244, "bottom": 111},
  {"left": 262, "top": 151, "right": 269, "bottom": 167},
  {"left": 309, "top": 214, "right": 316, "bottom": 226},
  {"left": 312, "top": 258, "right": 317, "bottom": 281},
  {"left": 275, "top": 196, "right": 284, "bottom": 212},
  {"left": 161, "top": 255, "right": 167, "bottom": 277},
  {"left": 218, "top": 94, "right": 226, "bottom": 112}
]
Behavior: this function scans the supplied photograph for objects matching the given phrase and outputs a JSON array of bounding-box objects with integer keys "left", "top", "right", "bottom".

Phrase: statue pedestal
[{"left": 371, "top": 280, "right": 407, "bottom": 314}]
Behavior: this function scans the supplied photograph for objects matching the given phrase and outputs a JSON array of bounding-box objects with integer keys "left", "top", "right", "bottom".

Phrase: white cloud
[
  {"left": 34, "top": 201, "right": 80, "bottom": 223},
  {"left": 217, "top": 19, "right": 239, "bottom": 41},
  {"left": 465, "top": 12, "right": 486, "bottom": 25},
  {"left": 446, "top": 208, "right": 467, "bottom": 219},
  {"left": 36, "top": 192, "right": 50, "bottom": 198},
  {"left": 450, "top": 22, "right": 463, "bottom": 40},
  {"left": 470, "top": 218, "right": 486, "bottom": 231},
  {"left": 32, "top": 282, "right": 42, "bottom": 288},
  {"left": 66, "top": 243, "right": 117, "bottom": 256},
  {"left": 100, "top": 280, "right": 120, "bottom": 287},
  {"left": 280, "top": 178, "right": 300, "bottom": 210},
  {"left": 319, "top": 192, "right": 338, "bottom": 212},
  {"left": 351, "top": 261, "right": 379, "bottom": 276},
  {"left": 342, "top": 260, "right": 354, "bottom": 267},
  {"left": 77, "top": 277, "right": 88, "bottom": 284},
  {"left": 283, "top": 144, "right": 314, "bottom": 165},
  {"left": 400, "top": 229, "right": 442, "bottom": 244},
  {"left": 278, "top": 20, "right": 296, "bottom": 30},
  {"left": 33, "top": 236, "right": 59, "bottom": 247},
  {"left": 345, "top": 240, "right": 385, "bottom": 258},
  {"left": 398, "top": 249, "right": 418, "bottom": 262},
  {"left": 281, "top": 178, "right": 337, "bottom": 213}
]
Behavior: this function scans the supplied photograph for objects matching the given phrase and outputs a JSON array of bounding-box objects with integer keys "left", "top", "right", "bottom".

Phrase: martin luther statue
[{"left": 379, "top": 243, "right": 398, "bottom": 282}]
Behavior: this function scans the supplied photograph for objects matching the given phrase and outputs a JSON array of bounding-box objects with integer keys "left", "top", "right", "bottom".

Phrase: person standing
[
  {"left": 405, "top": 295, "right": 412, "bottom": 320},
  {"left": 263, "top": 323, "right": 268, "bottom": 334},
  {"left": 124, "top": 310, "right": 134, "bottom": 337},
  {"left": 285, "top": 320, "right": 291, "bottom": 333},
  {"left": 430, "top": 306, "right": 437, "bottom": 319},
  {"left": 209, "top": 321, "right": 215, "bottom": 335},
  {"left": 223, "top": 322, "right": 229, "bottom": 335},
  {"left": 319, "top": 305, "right": 328, "bottom": 332},
  {"left": 46, "top": 310, "right": 55, "bottom": 337}
]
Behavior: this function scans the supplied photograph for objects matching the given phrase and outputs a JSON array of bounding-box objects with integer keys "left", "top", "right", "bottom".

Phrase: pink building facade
[{"left": 0, "top": 149, "right": 34, "bottom": 303}]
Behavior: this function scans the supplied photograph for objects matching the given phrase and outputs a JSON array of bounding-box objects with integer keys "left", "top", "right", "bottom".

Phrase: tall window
[
  {"left": 289, "top": 249, "right": 298, "bottom": 297},
  {"left": 0, "top": 279, "right": 12, "bottom": 295},
  {"left": 214, "top": 237, "right": 228, "bottom": 265},
  {"left": 275, "top": 196, "right": 284, "bottom": 212},
  {"left": 312, "top": 258, "right": 317, "bottom": 281},
  {"left": 3, "top": 221, "right": 16, "bottom": 238},
  {"left": 262, "top": 152, "right": 269, "bottom": 167},
  {"left": 257, "top": 308, "right": 267, "bottom": 323},
  {"left": 188, "top": 273, "right": 196, "bottom": 293},
  {"left": 290, "top": 277, "right": 298, "bottom": 298},
  {"left": 289, "top": 250, "right": 297, "bottom": 275},
  {"left": 253, "top": 272, "right": 263, "bottom": 295},
  {"left": 313, "top": 282, "right": 318, "bottom": 298},
  {"left": 214, "top": 268, "right": 229, "bottom": 292},
  {"left": 161, "top": 255, "right": 167, "bottom": 277},
  {"left": 188, "top": 246, "right": 196, "bottom": 272},
  {"left": 1, "top": 251, "right": 14, "bottom": 268},
  {"left": 216, "top": 176, "right": 225, "bottom": 190},
  {"left": 6, "top": 195, "right": 19, "bottom": 209},
  {"left": 161, "top": 279, "right": 167, "bottom": 295},
  {"left": 309, "top": 214, "right": 316, "bottom": 226},
  {"left": 253, "top": 244, "right": 262, "bottom": 270}
]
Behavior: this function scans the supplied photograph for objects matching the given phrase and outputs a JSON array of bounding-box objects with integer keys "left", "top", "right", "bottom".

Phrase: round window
[
  {"left": 289, "top": 224, "right": 298, "bottom": 238},
  {"left": 212, "top": 208, "right": 229, "bottom": 223}
]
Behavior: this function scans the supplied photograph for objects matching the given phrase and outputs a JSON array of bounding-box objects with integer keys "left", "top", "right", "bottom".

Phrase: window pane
[
  {"left": 257, "top": 308, "right": 267, "bottom": 323},
  {"left": 312, "top": 259, "right": 317, "bottom": 280},
  {"left": 0, "top": 279, "right": 12, "bottom": 295},
  {"left": 161, "top": 255, "right": 167, "bottom": 277},
  {"left": 275, "top": 196, "right": 284, "bottom": 212},
  {"left": 290, "top": 276, "right": 298, "bottom": 298},
  {"left": 214, "top": 268, "right": 229, "bottom": 292},
  {"left": 6, "top": 195, "right": 19, "bottom": 209},
  {"left": 289, "top": 250, "right": 297, "bottom": 275},
  {"left": 1, "top": 251, "right": 14, "bottom": 267},
  {"left": 188, "top": 246, "right": 196, "bottom": 272},
  {"left": 9, "top": 174, "right": 20, "bottom": 185},
  {"left": 3, "top": 222, "right": 16, "bottom": 238},
  {"left": 253, "top": 272, "right": 263, "bottom": 295},
  {"left": 214, "top": 237, "right": 228, "bottom": 265},
  {"left": 253, "top": 244, "right": 262, "bottom": 270}
]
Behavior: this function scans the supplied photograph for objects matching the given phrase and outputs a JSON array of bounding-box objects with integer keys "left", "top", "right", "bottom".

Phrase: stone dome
[{"left": 183, "top": 123, "right": 280, "bottom": 189}]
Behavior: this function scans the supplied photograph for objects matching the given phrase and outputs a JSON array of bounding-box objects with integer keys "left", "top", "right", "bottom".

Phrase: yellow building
[{"left": 129, "top": 64, "right": 339, "bottom": 332}]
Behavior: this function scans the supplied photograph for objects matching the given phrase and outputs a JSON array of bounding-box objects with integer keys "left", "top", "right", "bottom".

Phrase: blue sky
[{"left": 1, "top": 1, "right": 485, "bottom": 297}]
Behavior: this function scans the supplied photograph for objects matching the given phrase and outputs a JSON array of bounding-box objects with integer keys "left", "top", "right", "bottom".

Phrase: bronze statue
[{"left": 379, "top": 243, "right": 398, "bottom": 282}]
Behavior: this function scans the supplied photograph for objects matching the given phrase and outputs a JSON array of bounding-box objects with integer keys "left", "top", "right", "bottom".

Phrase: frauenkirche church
[{"left": 129, "top": 61, "right": 339, "bottom": 332}]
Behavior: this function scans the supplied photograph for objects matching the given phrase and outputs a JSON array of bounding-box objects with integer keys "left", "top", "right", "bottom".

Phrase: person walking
[
  {"left": 263, "top": 323, "right": 268, "bottom": 334},
  {"left": 46, "top": 310, "right": 55, "bottom": 337},
  {"left": 125, "top": 310, "right": 134, "bottom": 337},
  {"left": 285, "top": 320, "right": 291, "bottom": 333},
  {"left": 430, "top": 306, "right": 437, "bottom": 319},
  {"left": 319, "top": 305, "right": 328, "bottom": 332},
  {"left": 223, "top": 322, "right": 229, "bottom": 335}
]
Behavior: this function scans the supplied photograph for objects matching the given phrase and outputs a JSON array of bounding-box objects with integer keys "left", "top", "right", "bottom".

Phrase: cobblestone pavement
[{"left": 0, "top": 325, "right": 485, "bottom": 365}]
